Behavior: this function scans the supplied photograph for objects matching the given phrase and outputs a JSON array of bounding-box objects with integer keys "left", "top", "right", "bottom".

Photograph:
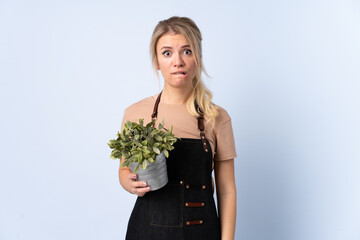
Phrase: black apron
[{"left": 125, "top": 93, "right": 221, "bottom": 240}]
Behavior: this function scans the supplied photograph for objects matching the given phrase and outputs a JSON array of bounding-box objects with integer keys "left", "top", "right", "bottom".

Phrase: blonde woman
[{"left": 118, "top": 16, "right": 237, "bottom": 240}]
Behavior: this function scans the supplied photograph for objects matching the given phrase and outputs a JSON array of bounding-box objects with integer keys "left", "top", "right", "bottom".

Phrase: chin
[{"left": 172, "top": 80, "right": 192, "bottom": 88}]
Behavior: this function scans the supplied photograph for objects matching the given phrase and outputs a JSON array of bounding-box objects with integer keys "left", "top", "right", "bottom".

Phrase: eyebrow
[{"left": 160, "top": 45, "right": 191, "bottom": 50}]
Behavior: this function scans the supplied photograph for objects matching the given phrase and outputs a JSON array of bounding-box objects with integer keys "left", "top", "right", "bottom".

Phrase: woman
[{"left": 119, "top": 16, "right": 237, "bottom": 240}]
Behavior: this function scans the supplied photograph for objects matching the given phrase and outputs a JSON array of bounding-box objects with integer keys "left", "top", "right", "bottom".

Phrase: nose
[{"left": 173, "top": 53, "right": 185, "bottom": 68}]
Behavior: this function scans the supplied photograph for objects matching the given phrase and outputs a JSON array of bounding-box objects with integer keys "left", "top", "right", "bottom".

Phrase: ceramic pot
[{"left": 130, "top": 151, "right": 168, "bottom": 191}]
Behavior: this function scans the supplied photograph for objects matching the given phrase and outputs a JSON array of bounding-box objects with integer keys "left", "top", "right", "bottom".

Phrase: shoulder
[
  {"left": 210, "top": 104, "right": 237, "bottom": 161},
  {"left": 213, "top": 104, "right": 232, "bottom": 128},
  {"left": 124, "top": 94, "right": 157, "bottom": 115},
  {"left": 204, "top": 103, "right": 233, "bottom": 136},
  {"left": 121, "top": 94, "right": 159, "bottom": 127}
]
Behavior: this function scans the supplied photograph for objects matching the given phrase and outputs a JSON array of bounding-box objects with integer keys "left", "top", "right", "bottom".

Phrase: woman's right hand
[
  {"left": 118, "top": 163, "right": 151, "bottom": 197},
  {"left": 125, "top": 173, "right": 151, "bottom": 197}
]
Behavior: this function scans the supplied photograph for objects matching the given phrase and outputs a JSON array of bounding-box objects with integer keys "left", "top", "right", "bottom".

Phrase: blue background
[{"left": 1, "top": 0, "right": 359, "bottom": 239}]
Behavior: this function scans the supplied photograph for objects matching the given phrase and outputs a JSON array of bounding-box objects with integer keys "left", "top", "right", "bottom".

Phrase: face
[{"left": 156, "top": 33, "right": 197, "bottom": 91}]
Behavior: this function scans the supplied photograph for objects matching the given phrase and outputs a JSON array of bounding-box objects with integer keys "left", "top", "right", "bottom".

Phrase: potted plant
[{"left": 108, "top": 119, "right": 178, "bottom": 191}]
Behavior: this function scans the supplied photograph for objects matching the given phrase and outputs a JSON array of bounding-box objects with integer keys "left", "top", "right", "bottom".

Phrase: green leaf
[
  {"left": 134, "top": 164, "right": 139, "bottom": 173},
  {"left": 153, "top": 147, "right": 160, "bottom": 154},
  {"left": 122, "top": 151, "right": 130, "bottom": 159},
  {"left": 129, "top": 155, "right": 138, "bottom": 162},
  {"left": 146, "top": 121, "right": 154, "bottom": 128},
  {"left": 164, "top": 149, "right": 169, "bottom": 158},
  {"left": 121, "top": 158, "right": 130, "bottom": 167},
  {"left": 113, "top": 151, "right": 122, "bottom": 158},
  {"left": 141, "top": 160, "right": 148, "bottom": 170},
  {"left": 147, "top": 127, "right": 153, "bottom": 134},
  {"left": 155, "top": 135, "right": 162, "bottom": 141},
  {"left": 125, "top": 121, "right": 133, "bottom": 129}
]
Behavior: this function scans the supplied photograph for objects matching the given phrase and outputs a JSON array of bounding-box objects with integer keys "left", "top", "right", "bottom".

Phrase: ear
[{"left": 156, "top": 62, "right": 160, "bottom": 70}]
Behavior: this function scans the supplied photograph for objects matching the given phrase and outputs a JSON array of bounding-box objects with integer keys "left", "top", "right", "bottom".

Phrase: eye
[
  {"left": 162, "top": 51, "right": 171, "bottom": 57},
  {"left": 183, "top": 49, "right": 192, "bottom": 55}
]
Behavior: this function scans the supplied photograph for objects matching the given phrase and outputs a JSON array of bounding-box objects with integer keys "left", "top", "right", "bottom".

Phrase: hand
[{"left": 125, "top": 174, "right": 151, "bottom": 197}]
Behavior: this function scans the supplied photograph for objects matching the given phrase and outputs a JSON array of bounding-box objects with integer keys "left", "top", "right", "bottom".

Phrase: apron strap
[
  {"left": 195, "top": 102, "right": 209, "bottom": 153},
  {"left": 151, "top": 91, "right": 162, "bottom": 121},
  {"left": 151, "top": 91, "right": 209, "bottom": 152}
]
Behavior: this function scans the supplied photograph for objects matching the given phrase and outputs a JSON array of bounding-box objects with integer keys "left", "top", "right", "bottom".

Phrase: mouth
[{"left": 172, "top": 71, "right": 187, "bottom": 75}]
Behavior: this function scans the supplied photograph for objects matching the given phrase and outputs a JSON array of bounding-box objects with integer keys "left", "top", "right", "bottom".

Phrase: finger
[
  {"left": 128, "top": 174, "right": 137, "bottom": 180},
  {"left": 132, "top": 181, "right": 147, "bottom": 188},
  {"left": 134, "top": 186, "right": 151, "bottom": 197}
]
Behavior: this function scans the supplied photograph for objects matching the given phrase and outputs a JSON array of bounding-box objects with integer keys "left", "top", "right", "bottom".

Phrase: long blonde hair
[{"left": 150, "top": 16, "right": 218, "bottom": 123}]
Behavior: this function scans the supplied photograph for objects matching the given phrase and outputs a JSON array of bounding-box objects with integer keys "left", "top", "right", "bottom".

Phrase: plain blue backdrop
[{"left": 1, "top": 0, "right": 359, "bottom": 239}]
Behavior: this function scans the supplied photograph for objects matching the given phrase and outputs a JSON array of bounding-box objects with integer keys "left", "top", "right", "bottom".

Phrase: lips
[{"left": 172, "top": 71, "right": 187, "bottom": 75}]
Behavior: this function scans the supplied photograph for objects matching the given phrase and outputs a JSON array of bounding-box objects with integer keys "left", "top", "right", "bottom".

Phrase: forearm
[
  {"left": 217, "top": 189, "right": 236, "bottom": 240},
  {"left": 118, "top": 166, "right": 132, "bottom": 191},
  {"left": 118, "top": 158, "right": 133, "bottom": 192},
  {"left": 214, "top": 159, "right": 237, "bottom": 240}
]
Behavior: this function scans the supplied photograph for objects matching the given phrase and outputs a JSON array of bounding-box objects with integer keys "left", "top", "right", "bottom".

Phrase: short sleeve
[
  {"left": 120, "top": 109, "right": 128, "bottom": 131},
  {"left": 214, "top": 118, "right": 237, "bottom": 161},
  {"left": 119, "top": 96, "right": 155, "bottom": 131}
]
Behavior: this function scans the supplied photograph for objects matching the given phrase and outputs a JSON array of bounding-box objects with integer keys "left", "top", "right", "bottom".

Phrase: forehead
[{"left": 156, "top": 33, "right": 190, "bottom": 49}]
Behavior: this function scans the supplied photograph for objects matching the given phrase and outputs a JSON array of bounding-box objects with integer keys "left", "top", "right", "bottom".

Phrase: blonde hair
[{"left": 150, "top": 16, "right": 219, "bottom": 123}]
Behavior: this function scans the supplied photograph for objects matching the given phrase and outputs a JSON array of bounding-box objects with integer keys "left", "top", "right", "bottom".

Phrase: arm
[
  {"left": 118, "top": 158, "right": 151, "bottom": 197},
  {"left": 214, "top": 159, "right": 237, "bottom": 240}
]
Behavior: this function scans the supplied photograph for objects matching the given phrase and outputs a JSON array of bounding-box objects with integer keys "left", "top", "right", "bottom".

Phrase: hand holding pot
[
  {"left": 119, "top": 166, "right": 151, "bottom": 197},
  {"left": 127, "top": 174, "right": 151, "bottom": 197}
]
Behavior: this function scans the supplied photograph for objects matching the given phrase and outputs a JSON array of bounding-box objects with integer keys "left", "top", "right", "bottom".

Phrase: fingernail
[
  {"left": 132, "top": 174, "right": 136, "bottom": 178},
  {"left": 147, "top": 187, "right": 151, "bottom": 190},
  {"left": 142, "top": 182, "right": 147, "bottom": 186}
]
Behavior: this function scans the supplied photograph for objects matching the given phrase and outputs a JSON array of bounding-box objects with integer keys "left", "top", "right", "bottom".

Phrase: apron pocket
[{"left": 149, "top": 183, "right": 183, "bottom": 227}]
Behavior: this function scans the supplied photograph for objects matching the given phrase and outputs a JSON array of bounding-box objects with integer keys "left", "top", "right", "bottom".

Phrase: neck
[{"left": 161, "top": 86, "right": 192, "bottom": 104}]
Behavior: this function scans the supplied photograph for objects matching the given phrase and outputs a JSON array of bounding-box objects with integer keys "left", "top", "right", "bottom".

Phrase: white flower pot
[{"left": 130, "top": 151, "right": 168, "bottom": 191}]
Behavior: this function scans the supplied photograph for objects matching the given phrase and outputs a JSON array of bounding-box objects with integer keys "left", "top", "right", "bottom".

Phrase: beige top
[{"left": 121, "top": 94, "right": 237, "bottom": 161}]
